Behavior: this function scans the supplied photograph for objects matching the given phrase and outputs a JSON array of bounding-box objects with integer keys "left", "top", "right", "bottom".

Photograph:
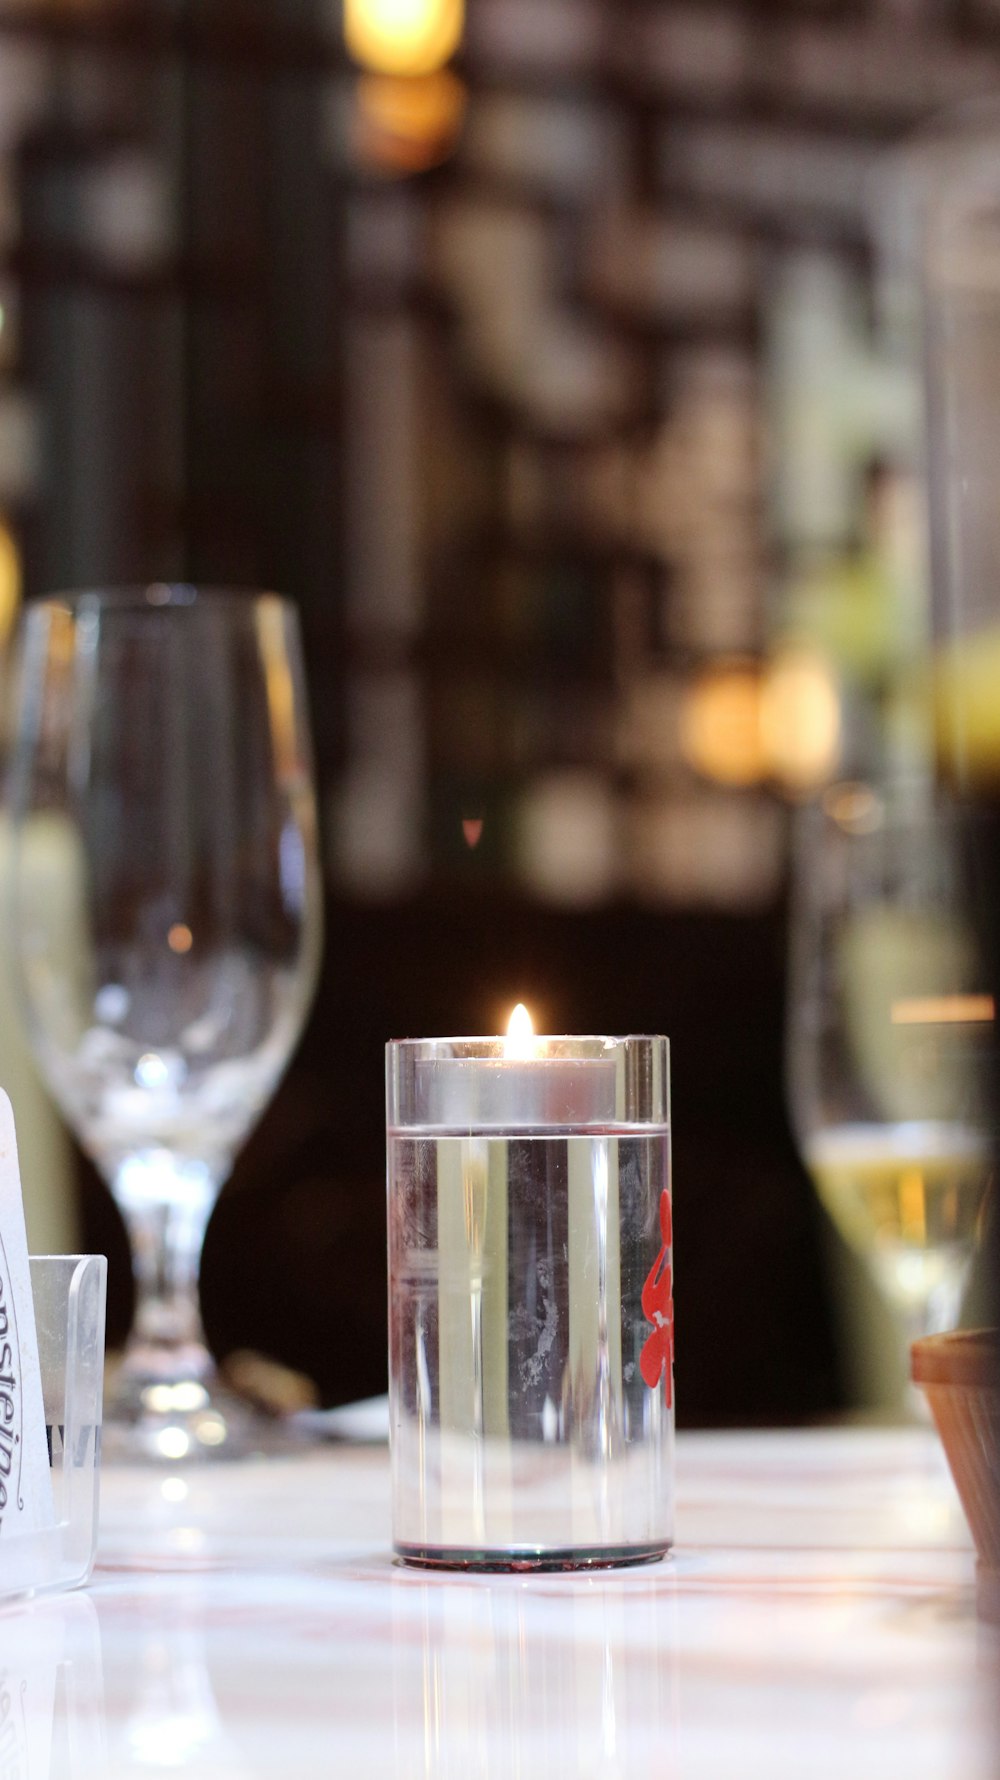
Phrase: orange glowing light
[
  {"left": 462, "top": 816, "right": 484, "bottom": 849},
  {"left": 255, "top": 600, "right": 299, "bottom": 781},
  {"left": 345, "top": 0, "right": 464, "bottom": 75},
  {"left": 678, "top": 664, "right": 766, "bottom": 787},
  {"left": 761, "top": 646, "right": 841, "bottom": 792},
  {"left": 352, "top": 70, "right": 466, "bottom": 174},
  {"left": 0, "top": 518, "right": 20, "bottom": 648},
  {"left": 167, "top": 923, "right": 193, "bottom": 955},
  {"left": 890, "top": 995, "right": 994, "bottom": 1026},
  {"left": 823, "top": 781, "right": 883, "bottom": 834},
  {"left": 504, "top": 1002, "right": 535, "bottom": 1059}
]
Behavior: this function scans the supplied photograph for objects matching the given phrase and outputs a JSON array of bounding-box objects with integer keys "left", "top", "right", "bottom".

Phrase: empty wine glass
[
  {"left": 7, "top": 587, "right": 323, "bottom": 1459},
  {"left": 787, "top": 782, "right": 995, "bottom": 1408}
]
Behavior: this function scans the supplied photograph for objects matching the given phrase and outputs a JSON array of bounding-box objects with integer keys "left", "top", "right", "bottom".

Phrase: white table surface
[{"left": 3, "top": 1423, "right": 995, "bottom": 1778}]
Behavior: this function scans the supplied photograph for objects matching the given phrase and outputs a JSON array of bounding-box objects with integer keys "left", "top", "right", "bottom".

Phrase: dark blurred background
[{"left": 4, "top": 0, "right": 999, "bottom": 1422}]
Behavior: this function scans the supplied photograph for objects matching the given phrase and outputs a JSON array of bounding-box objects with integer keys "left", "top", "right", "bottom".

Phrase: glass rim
[
  {"left": 386, "top": 1034, "right": 668, "bottom": 1050},
  {"left": 387, "top": 1033, "right": 670, "bottom": 1127},
  {"left": 24, "top": 585, "right": 292, "bottom": 615}
]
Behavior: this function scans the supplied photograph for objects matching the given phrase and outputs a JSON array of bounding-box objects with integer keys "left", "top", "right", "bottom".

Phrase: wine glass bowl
[
  {"left": 8, "top": 587, "right": 323, "bottom": 1458},
  {"left": 787, "top": 784, "right": 994, "bottom": 1401}
]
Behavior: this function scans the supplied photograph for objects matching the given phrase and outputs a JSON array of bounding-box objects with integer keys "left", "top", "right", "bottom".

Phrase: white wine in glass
[
  {"left": 788, "top": 785, "right": 994, "bottom": 1403},
  {"left": 8, "top": 587, "right": 323, "bottom": 1460},
  {"left": 804, "top": 1119, "right": 990, "bottom": 1330}
]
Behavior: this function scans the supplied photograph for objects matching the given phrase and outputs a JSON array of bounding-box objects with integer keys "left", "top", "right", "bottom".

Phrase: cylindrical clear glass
[{"left": 386, "top": 1033, "right": 672, "bottom": 1569}]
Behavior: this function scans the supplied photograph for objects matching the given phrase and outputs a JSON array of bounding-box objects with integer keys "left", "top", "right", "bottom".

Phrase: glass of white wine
[{"left": 787, "top": 783, "right": 995, "bottom": 1397}]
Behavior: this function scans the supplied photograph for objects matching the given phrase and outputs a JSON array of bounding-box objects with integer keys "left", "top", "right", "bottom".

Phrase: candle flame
[{"left": 504, "top": 1002, "right": 534, "bottom": 1059}]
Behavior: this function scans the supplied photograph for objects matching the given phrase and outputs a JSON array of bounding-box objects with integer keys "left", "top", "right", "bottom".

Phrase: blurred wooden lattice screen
[{"left": 0, "top": 0, "right": 998, "bottom": 912}]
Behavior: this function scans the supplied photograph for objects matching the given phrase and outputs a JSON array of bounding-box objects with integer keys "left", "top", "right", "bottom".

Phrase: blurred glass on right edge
[
  {"left": 788, "top": 783, "right": 993, "bottom": 1385},
  {"left": 786, "top": 106, "right": 1000, "bottom": 1414},
  {"left": 914, "top": 102, "right": 1000, "bottom": 1353},
  {"left": 908, "top": 96, "right": 1000, "bottom": 1649},
  {"left": 916, "top": 102, "right": 1000, "bottom": 796}
]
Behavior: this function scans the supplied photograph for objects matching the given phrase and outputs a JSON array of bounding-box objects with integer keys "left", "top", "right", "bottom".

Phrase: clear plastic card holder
[{"left": 0, "top": 1256, "right": 107, "bottom": 1603}]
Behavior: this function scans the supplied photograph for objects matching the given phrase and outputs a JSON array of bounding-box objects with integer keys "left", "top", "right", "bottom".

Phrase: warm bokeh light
[
  {"left": 516, "top": 768, "right": 617, "bottom": 907},
  {"left": 345, "top": 0, "right": 463, "bottom": 76},
  {"left": 0, "top": 516, "right": 20, "bottom": 648},
  {"left": 890, "top": 995, "right": 995, "bottom": 1027},
  {"left": 504, "top": 1002, "right": 534, "bottom": 1058},
  {"left": 255, "top": 600, "right": 299, "bottom": 780},
  {"left": 933, "top": 629, "right": 1000, "bottom": 787},
  {"left": 48, "top": 601, "right": 77, "bottom": 673},
  {"left": 679, "top": 663, "right": 767, "bottom": 787},
  {"left": 761, "top": 645, "right": 841, "bottom": 792},
  {"left": 676, "top": 651, "right": 841, "bottom": 793},
  {"left": 352, "top": 70, "right": 466, "bottom": 174},
  {"left": 823, "top": 781, "right": 883, "bottom": 834},
  {"left": 167, "top": 922, "right": 193, "bottom": 954}
]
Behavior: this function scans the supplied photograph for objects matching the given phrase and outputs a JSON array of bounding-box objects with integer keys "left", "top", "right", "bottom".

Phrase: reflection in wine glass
[
  {"left": 8, "top": 588, "right": 323, "bottom": 1460},
  {"left": 787, "top": 783, "right": 995, "bottom": 1403}
]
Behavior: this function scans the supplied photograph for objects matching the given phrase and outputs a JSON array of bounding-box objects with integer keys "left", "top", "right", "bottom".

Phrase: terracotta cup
[{"left": 912, "top": 1330, "right": 1000, "bottom": 1622}]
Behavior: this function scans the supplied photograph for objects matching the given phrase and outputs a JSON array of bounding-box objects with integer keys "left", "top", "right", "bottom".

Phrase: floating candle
[{"left": 412, "top": 1005, "right": 618, "bottom": 1131}]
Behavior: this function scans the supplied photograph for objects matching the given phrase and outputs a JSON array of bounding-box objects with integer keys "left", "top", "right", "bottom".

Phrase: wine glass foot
[{"left": 102, "top": 1352, "right": 316, "bottom": 1463}]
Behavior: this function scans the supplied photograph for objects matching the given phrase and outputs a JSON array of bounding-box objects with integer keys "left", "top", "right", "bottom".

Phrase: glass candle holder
[
  {"left": 386, "top": 1033, "right": 673, "bottom": 1570},
  {"left": 0, "top": 1256, "right": 106, "bottom": 1603}
]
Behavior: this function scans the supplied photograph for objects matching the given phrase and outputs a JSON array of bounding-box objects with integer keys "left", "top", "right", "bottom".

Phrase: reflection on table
[
  {"left": 0, "top": 1592, "right": 105, "bottom": 1777},
  {"left": 42, "top": 1426, "right": 986, "bottom": 1779}
]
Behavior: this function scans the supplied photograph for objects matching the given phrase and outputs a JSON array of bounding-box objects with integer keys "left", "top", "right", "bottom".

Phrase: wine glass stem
[
  {"left": 112, "top": 1155, "right": 219, "bottom": 1380},
  {"left": 892, "top": 1264, "right": 969, "bottom": 1420},
  {"left": 908, "top": 1266, "right": 967, "bottom": 1348}
]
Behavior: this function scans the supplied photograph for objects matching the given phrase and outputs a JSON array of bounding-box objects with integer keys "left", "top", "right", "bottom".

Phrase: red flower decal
[{"left": 640, "top": 1188, "right": 674, "bottom": 1407}]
